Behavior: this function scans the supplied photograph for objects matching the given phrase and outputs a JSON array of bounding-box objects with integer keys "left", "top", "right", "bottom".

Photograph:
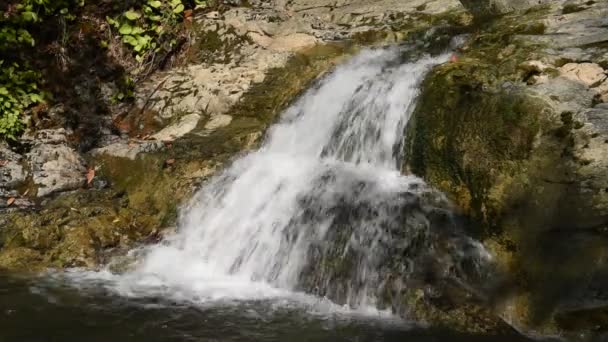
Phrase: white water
[{"left": 107, "top": 47, "right": 451, "bottom": 310}]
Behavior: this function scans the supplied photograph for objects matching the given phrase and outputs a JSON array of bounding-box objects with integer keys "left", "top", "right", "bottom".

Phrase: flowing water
[
  {"left": 113, "top": 47, "right": 452, "bottom": 307},
  {"left": 1, "top": 44, "right": 538, "bottom": 341}
]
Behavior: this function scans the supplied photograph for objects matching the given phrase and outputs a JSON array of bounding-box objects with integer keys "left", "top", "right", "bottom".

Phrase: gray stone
[
  {"left": 91, "top": 141, "right": 165, "bottom": 160},
  {"left": 0, "top": 145, "right": 27, "bottom": 190},
  {"left": 25, "top": 129, "right": 87, "bottom": 197}
]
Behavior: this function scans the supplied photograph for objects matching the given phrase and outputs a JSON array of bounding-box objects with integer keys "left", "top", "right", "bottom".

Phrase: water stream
[
  {"left": 1, "top": 43, "right": 536, "bottom": 341},
  {"left": 113, "top": 46, "right": 450, "bottom": 307}
]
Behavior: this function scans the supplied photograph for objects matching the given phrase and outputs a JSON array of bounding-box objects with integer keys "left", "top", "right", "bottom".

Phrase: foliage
[
  {"left": 0, "top": 61, "right": 42, "bottom": 139},
  {"left": 0, "top": 0, "right": 85, "bottom": 139},
  {"left": 0, "top": 0, "right": 210, "bottom": 139},
  {"left": 107, "top": 0, "right": 207, "bottom": 62}
]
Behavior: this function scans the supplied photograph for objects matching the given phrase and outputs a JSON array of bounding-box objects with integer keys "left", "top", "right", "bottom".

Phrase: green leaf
[
  {"left": 171, "top": 0, "right": 182, "bottom": 7},
  {"left": 21, "top": 11, "right": 38, "bottom": 22},
  {"left": 122, "top": 35, "right": 138, "bottom": 46},
  {"left": 29, "top": 93, "right": 43, "bottom": 103},
  {"left": 131, "top": 26, "right": 145, "bottom": 35},
  {"left": 148, "top": 0, "right": 162, "bottom": 8},
  {"left": 106, "top": 16, "right": 119, "bottom": 27},
  {"left": 172, "top": 3, "right": 184, "bottom": 13},
  {"left": 119, "top": 24, "right": 133, "bottom": 35},
  {"left": 124, "top": 10, "right": 142, "bottom": 20},
  {"left": 0, "top": 88, "right": 8, "bottom": 95}
]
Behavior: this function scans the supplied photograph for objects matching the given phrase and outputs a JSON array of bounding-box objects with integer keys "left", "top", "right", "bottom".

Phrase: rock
[
  {"left": 203, "top": 114, "right": 232, "bottom": 131},
  {"left": 559, "top": 62, "right": 607, "bottom": 87},
  {"left": 459, "top": 0, "right": 559, "bottom": 18},
  {"left": 530, "top": 0, "right": 608, "bottom": 48},
  {"left": 27, "top": 136, "right": 87, "bottom": 198},
  {"left": 596, "top": 79, "right": 608, "bottom": 102},
  {"left": 0, "top": 145, "right": 27, "bottom": 191},
  {"left": 519, "top": 60, "right": 551, "bottom": 73},
  {"left": 152, "top": 114, "right": 201, "bottom": 142},
  {"left": 133, "top": 0, "right": 462, "bottom": 140},
  {"left": 22, "top": 128, "right": 69, "bottom": 144},
  {"left": 406, "top": 2, "right": 608, "bottom": 337},
  {"left": 91, "top": 140, "right": 164, "bottom": 160}
]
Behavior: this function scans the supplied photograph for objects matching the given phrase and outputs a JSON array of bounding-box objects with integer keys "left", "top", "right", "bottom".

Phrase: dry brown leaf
[
  {"left": 165, "top": 159, "right": 176, "bottom": 165},
  {"left": 86, "top": 168, "right": 95, "bottom": 185},
  {"left": 0, "top": 160, "right": 8, "bottom": 167},
  {"left": 7, "top": 197, "right": 15, "bottom": 206}
]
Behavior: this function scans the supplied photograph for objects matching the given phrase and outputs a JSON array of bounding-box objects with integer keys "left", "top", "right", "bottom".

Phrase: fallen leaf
[
  {"left": 165, "top": 158, "right": 176, "bottom": 165},
  {"left": 0, "top": 160, "right": 8, "bottom": 167},
  {"left": 7, "top": 197, "right": 15, "bottom": 206},
  {"left": 184, "top": 9, "right": 193, "bottom": 18},
  {"left": 86, "top": 168, "right": 95, "bottom": 185},
  {"left": 112, "top": 218, "right": 120, "bottom": 224},
  {"left": 450, "top": 54, "right": 459, "bottom": 63},
  {"left": 21, "top": 189, "right": 29, "bottom": 197}
]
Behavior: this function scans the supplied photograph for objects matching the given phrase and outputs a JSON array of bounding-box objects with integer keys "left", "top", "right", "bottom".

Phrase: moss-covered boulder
[{"left": 406, "top": 1, "right": 608, "bottom": 337}]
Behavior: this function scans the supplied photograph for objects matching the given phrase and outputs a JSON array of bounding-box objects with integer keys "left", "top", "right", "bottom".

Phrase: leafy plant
[
  {"left": 0, "top": 0, "right": 85, "bottom": 139},
  {"left": 0, "top": 61, "right": 43, "bottom": 139},
  {"left": 107, "top": 0, "right": 206, "bottom": 62}
]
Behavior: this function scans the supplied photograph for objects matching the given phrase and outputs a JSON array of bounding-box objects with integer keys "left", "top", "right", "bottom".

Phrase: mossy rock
[{"left": 405, "top": 6, "right": 608, "bottom": 336}]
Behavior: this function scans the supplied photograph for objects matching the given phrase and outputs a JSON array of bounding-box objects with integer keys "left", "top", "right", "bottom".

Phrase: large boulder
[
  {"left": 23, "top": 129, "right": 87, "bottom": 197},
  {"left": 459, "top": 0, "right": 560, "bottom": 18},
  {"left": 406, "top": 0, "right": 608, "bottom": 338}
]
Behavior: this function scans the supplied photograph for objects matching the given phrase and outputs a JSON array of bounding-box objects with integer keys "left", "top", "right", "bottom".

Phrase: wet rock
[{"left": 559, "top": 63, "right": 607, "bottom": 87}]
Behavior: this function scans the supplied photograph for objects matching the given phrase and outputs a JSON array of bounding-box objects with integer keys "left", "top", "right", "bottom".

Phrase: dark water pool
[{"left": 0, "top": 274, "right": 539, "bottom": 342}]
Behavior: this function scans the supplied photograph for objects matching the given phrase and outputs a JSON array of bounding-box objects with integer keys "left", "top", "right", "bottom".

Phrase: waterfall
[{"left": 111, "top": 46, "right": 461, "bottom": 310}]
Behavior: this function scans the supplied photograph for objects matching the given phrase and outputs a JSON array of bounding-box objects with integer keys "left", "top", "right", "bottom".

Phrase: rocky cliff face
[{"left": 406, "top": 0, "right": 608, "bottom": 338}]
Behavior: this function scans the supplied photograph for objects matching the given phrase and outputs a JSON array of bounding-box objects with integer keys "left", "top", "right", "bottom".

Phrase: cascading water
[{"left": 100, "top": 42, "right": 489, "bottom": 314}]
